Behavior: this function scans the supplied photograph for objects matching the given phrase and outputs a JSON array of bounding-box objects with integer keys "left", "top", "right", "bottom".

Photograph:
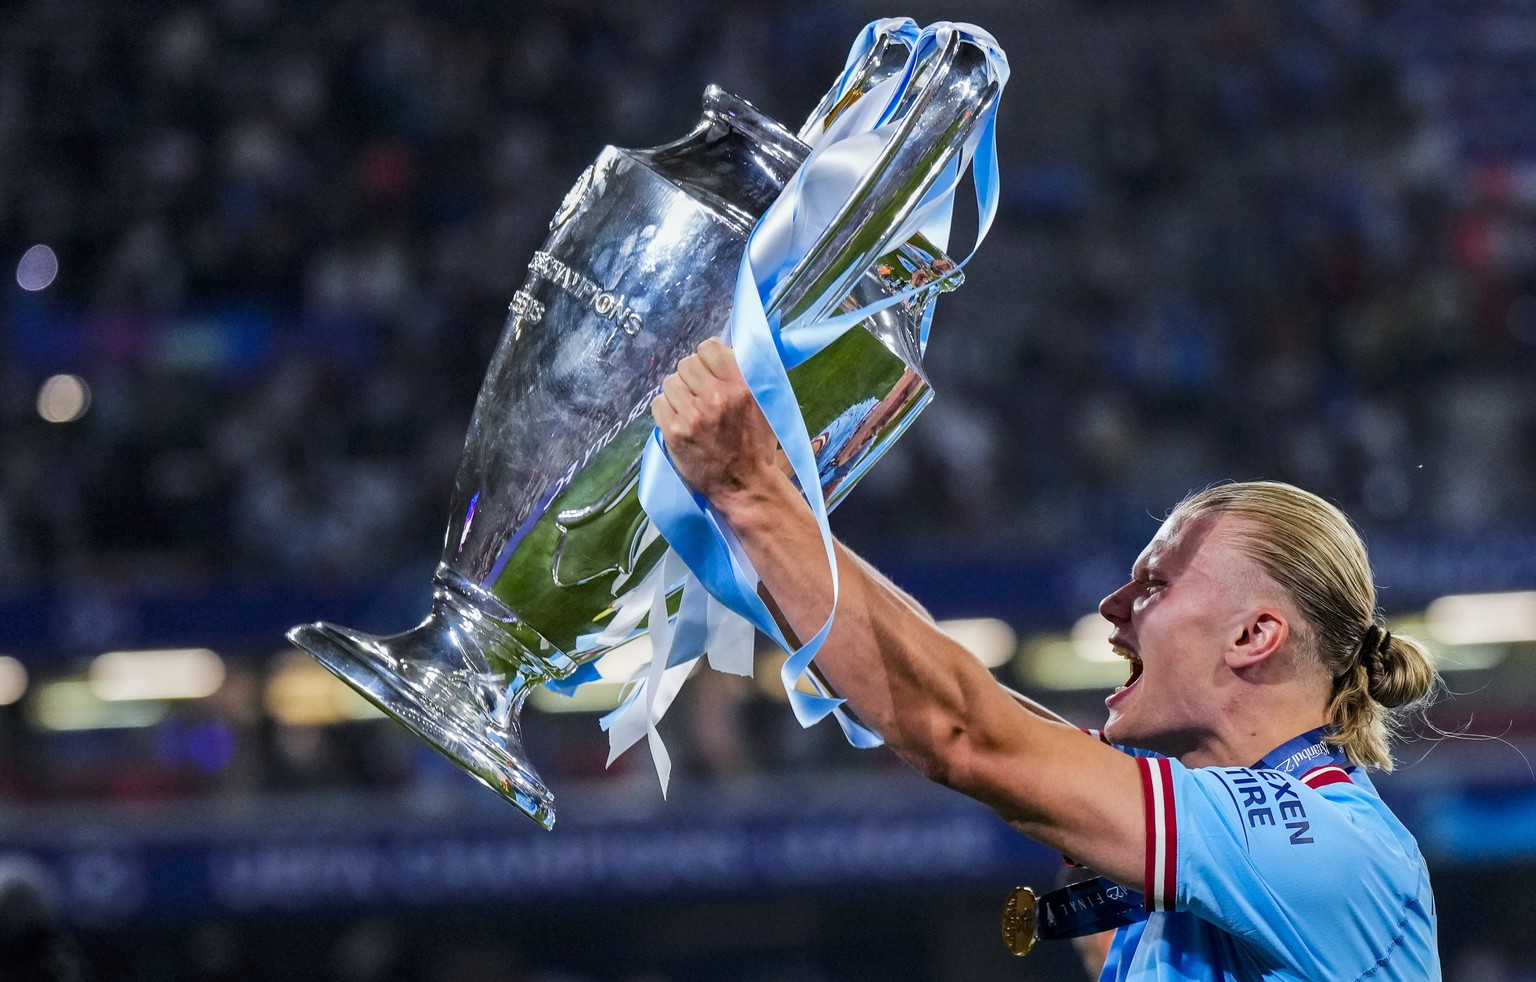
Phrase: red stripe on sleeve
[
  {"left": 1137, "top": 758, "right": 1159, "bottom": 910},
  {"left": 1158, "top": 758, "right": 1178, "bottom": 911},
  {"left": 1136, "top": 758, "right": 1179, "bottom": 912}
]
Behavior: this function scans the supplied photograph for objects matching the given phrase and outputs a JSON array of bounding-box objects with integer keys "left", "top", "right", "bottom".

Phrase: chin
[
  {"left": 1104, "top": 715, "right": 1160, "bottom": 755},
  {"left": 1102, "top": 715, "right": 1131, "bottom": 746}
]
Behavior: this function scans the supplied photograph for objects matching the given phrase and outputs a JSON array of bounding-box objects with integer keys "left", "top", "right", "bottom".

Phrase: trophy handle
[
  {"left": 797, "top": 22, "right": 917, "bottom": 143},
  {"left": 767, "top": 27, "right": 1002, "bottom": 329}
]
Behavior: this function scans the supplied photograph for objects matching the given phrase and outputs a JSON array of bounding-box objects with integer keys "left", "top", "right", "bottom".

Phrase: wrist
[{"left": 709, "top": 466, "right": 803, "bottom": 535}]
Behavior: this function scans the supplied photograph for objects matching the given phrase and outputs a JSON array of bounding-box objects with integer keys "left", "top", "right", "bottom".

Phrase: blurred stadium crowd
[
  {"left": 3, "top": 0, "right": 1535, "bottom": 586},
  {"left": 3, "top": 0, "right": 1536, "bottom": 978}
]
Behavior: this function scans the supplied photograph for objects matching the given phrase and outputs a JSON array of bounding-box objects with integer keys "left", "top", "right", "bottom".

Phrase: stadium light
[
  {"left": 89, "top": 648, "right": 225, "bottom": 701},
  {"left": 264, "top": 651, "right": 381, "bottom": 725},
  {"left": 16, "top": 244, "right": 58, "bottom": 291},
  {"left": 528, "top": 679, "right": 630, "bottom": 714},
  {"left": 1425, "top": 591, "right": 1536, "bottom": 646},
  {"left": 36, "top": 374, "right": 90, "bottom": 423},
  {"left": 30, "top": 680, "right": 170, "bottom": 731},
  {"left": 1013, "top": 614, "right": 1129, "bottom": 691},
  {"left": 1071, "top": 613, "right": 1120, "bottom": 663},
  {"left": 0, "top": 657, "right": 27, "bottom": 706},
  {"left": 939, "top": 617, "right": 1018, "bottom": 668}
]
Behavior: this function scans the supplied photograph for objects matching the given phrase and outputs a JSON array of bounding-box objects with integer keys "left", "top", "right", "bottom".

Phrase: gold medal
[{"left": 1001, "top": 885, "right": 1038, "bottom": 957}]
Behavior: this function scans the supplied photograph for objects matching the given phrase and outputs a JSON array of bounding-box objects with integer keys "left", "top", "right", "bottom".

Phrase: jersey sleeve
[{"left": 1135, "top": 756, "right": 1423, "bottom": 967}]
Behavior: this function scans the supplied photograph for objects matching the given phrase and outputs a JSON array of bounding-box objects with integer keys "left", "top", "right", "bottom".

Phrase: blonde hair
[{"left": 1171, "top": 481, "right": 1439, "bottom": 770}]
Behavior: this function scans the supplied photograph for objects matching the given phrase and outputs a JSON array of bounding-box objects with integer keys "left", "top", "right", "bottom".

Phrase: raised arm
[{"left": 653, "top": 340, "right": 1147, "bottom": 887}]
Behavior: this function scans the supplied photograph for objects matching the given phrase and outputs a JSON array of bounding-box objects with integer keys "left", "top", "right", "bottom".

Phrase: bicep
[
  {"left": 808, "top": 550, "right": 1150, "bottom": 888},
  {"left": 947, "top": 696, "right": 1150, "bottom": 890},
  {"left": 999, "top": 684, "right": 1075, "bottom": 726}
]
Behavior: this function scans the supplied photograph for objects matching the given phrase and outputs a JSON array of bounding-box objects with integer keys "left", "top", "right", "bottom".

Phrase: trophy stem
[{"left": 287, "top": 567, "right": 560, "bottom": 828}]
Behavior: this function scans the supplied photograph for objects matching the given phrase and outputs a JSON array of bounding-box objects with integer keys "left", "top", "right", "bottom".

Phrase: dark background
[{"left": 2, "top": 0, "right": 1533, "bottom": 979}]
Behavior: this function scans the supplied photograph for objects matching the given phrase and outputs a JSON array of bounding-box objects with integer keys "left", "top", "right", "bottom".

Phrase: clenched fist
[{"left": 652, "top": 339, "right": 781, "bottom": 508}]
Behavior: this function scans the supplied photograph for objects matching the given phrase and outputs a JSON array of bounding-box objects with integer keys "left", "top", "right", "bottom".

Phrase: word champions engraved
[{"left": 514, "top": 251, "right": 645, "bottom": 339}]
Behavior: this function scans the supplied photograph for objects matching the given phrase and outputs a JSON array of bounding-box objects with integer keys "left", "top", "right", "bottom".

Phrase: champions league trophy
[{"left": 288, "top": 21, "right": 1005, "bottom": 828}]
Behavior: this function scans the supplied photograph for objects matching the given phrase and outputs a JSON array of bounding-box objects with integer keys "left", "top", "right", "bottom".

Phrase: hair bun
[{"left": 1364, "top": 632, "right": 1436, "bottom": 709}]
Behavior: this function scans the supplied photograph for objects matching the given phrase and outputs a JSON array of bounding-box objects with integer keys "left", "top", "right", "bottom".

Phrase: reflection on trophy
[{"left": 287, "top": 22, "right": 1005, "bottom": 828}]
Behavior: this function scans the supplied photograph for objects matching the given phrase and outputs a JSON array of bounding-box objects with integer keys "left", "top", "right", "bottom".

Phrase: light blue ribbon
[{"left": 621, "top": 21, "right": 1008, "bottom": 751}]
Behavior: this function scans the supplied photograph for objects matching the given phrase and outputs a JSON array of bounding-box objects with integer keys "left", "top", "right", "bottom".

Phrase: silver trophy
[{"left": 288, "top": 25, "right": 1003, "bottom": 828}]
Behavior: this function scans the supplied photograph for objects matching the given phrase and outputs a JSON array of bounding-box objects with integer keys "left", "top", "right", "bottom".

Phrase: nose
[{"left": 1099, "top": 580, "right": 1134, "bottom": 625}]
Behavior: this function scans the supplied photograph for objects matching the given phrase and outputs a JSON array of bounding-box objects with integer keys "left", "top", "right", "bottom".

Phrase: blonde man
[{"left": 655, "top": 340, "right": 1441, "bottom": 981}]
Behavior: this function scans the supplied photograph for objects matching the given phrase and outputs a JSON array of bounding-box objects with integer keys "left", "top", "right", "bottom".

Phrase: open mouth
[{"left": 1114, "top": 646, "right": 1143, "bottom": 692}]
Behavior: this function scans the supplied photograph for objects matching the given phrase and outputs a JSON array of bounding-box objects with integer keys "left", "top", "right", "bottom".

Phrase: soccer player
[{"left": 653, "top": 339, "right": 1442, "bottom": 980}]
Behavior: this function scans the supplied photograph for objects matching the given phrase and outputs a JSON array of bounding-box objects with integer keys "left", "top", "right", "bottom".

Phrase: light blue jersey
[{"left": 1100, "top": 748, "right": 1440, "bottom": 980}]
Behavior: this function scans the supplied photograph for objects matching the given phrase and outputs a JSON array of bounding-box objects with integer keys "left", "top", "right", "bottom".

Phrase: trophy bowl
[{"left": 288, "top": 26, "right": 1003, "bottom": 828}]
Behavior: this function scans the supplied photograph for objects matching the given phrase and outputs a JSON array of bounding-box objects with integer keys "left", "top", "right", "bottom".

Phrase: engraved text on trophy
[{"left": 527, "top": 250, "right": 646, "bottom": 342}]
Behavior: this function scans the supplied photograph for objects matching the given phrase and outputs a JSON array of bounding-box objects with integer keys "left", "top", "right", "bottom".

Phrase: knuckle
[{"left": 724, "top": 381, "right": 753, "bottom": 406}]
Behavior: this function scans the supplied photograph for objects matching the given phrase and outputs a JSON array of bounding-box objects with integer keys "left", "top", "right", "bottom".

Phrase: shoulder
[
  {"left": 1143, "top": 758, "right": 1437, "bottom": 977},
  {"left": 1147, "top": 757, "right": 1423, "bottom": 906}
]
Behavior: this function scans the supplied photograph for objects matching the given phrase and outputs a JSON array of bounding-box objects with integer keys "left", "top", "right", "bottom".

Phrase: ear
[{"left": 1225, "top": 608, "right": 1290, "bottom": 671}]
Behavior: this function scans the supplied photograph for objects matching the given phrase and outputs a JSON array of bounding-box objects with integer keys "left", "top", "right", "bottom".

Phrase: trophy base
[{"left": 287, "top": 619, "right": 558, "bottom": 829}]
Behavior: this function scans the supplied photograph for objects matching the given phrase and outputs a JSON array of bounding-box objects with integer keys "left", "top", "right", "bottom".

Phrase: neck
[{"left": 1176, "top": 710, "right": 1329, "bottom": 769}]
